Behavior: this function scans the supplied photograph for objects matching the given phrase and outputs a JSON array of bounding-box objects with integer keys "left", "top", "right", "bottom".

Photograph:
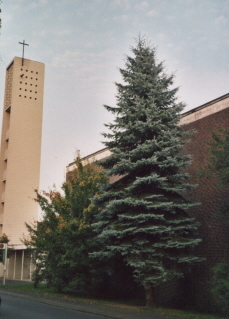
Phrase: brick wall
[
  {"left": 181, "top": 107, "right": 229, "bottom": 311},
  {"left": 66, "top": 95, "right": 229, "bottom": 312}
]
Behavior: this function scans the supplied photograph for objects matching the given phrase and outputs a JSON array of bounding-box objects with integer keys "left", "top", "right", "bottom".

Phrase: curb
[{"left": 0, "top": 288, "right": 172, "bottom": 319}]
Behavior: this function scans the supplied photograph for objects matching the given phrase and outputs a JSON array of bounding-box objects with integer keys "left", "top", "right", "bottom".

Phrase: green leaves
[
  {"left": 202, "top": 129, "right": 229, "bottom": 186},
  {"left": 198, "top": 129, "right": 229, "bottom": 218},
  {"left": 25, "top": 155, "right": 107, "bottom": 292},
  {"left": 211, "top": 262, "right": 229, "bottom": 314}
]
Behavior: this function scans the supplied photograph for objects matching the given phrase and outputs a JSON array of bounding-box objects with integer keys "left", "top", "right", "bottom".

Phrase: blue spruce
[{"left": 93, "top": 37, "right": 202, "bottom": 307}]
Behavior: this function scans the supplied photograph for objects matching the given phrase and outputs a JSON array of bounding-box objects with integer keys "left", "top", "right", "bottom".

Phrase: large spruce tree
[{"left": 93, "top": 38, "right": 202, "bottom": 306}]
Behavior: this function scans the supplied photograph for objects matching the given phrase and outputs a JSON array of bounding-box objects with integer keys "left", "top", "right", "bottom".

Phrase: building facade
[
  {"left": 180, "top": 93, "right": 229, "bottom": 312},
  {"left": 66, "top": 93, "right": 229, "bottom": 311},
  {"left": 0, "top": 57, "right": 45, "bottom": 280}
]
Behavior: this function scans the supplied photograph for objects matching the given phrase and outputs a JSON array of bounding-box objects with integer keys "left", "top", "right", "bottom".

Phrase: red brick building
[
  {"left": 179, "top": 93, "right": 229, "bottom": 311},
  {"left": 67, "top": 93, "right": 229, "bottom": 311}
]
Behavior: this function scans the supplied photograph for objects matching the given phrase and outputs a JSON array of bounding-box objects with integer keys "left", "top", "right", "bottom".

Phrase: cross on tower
[{"left": 19, "top": 40, "right": 29, "bottom": 66}]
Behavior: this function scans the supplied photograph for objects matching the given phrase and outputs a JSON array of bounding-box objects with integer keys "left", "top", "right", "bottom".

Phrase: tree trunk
[{"left": 145, "top": 286, "right": 156, "bottom": 308}]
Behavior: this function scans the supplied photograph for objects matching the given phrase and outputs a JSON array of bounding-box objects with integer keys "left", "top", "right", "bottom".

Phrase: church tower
[{"left": 0, "top": 55, "right": 45, "bottom": 279}]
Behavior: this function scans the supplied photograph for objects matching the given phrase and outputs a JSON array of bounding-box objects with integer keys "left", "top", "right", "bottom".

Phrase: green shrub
[{"left": 211, "top": 262, "right": 229, "bottom": 314}]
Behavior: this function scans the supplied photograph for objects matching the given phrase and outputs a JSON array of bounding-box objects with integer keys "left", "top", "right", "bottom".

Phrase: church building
[
  {"left": 0, "top": 55, "right": 45, "bottom": 280},
  {"left": 66, "top": 92, "right": 229, "bottom": 312}
]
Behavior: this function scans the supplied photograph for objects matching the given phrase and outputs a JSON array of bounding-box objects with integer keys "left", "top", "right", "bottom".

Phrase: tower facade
[{"left": 0, "top": 57, "right": 44, "bottom": 278}]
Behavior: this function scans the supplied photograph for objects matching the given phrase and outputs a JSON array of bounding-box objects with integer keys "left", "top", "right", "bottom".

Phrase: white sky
[{"left": 0, "top": 0, "right": 229, "bottom": 192}]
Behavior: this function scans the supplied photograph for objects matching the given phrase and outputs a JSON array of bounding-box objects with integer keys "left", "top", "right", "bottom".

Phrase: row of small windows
[
  {"left": 19, "top": 95, "right": 37, "bottom": 100},
  {"left": 19, "top": 88, "right": 37, "bottom": 93},
  {"left": 20, "top": 82, "right": 38, "bottom": 87},
  {"left": 20, "top": 69, "right": 38, "bottom": 74},
  {"left": 20, "top": 78, "right": 38, "bottom": 81},
  {"left": 22, "top": 76, "right": 37, "bottom": 79}
]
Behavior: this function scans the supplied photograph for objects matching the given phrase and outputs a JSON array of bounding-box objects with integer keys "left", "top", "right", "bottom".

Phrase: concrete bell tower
[{"left": 0, "top": 55, "right": 45, "bottom": 279}]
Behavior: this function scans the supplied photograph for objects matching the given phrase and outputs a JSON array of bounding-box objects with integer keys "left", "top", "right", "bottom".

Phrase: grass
[
  {"left": 142, "top": 307, "right": 225, "bottom": 319},
  {"left": 0, "top": 283, "right": 225, "bottom": 319}
]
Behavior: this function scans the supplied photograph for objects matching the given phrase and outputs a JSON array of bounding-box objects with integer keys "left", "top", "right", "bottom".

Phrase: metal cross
[{"left": 19, "top": 40, "right": 29, "bottom": 66}]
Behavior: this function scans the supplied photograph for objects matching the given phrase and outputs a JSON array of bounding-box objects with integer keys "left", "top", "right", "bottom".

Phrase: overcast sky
[{"left": 0, "top": 0, "right": 229, "bottom": 191}]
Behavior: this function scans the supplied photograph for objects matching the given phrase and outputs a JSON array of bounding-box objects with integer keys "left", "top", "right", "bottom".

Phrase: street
[{"left": 0, "top": 294, "right": 105, "bottom": 319}]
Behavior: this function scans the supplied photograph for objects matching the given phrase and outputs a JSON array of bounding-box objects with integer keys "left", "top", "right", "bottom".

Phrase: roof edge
[{"left": 181, "top": 93, "right": 229, "bottom": 118}]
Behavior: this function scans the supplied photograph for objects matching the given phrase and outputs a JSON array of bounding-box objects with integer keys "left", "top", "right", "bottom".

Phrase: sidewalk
[
  {"left": 0, "top": 279, "right": 33, "bottom": 286},
  {"left": 0, "top": 281, "right": 182, "bottom": 319}
]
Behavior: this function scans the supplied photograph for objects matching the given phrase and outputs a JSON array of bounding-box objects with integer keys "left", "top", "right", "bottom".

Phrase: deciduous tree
[
  {"left": 201, "top": 129, "right": 229, "bottom": 185},
  {"left": 25, "top": 155, "right": 107, "bottom": 292},
  {"left": 199, "top": 129, "right": 229, "bottom": 216}
]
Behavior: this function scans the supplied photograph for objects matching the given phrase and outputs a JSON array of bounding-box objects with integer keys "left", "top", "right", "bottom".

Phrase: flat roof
[
  {"left": 6, "top": 57, "right": 44, "bottom": 70},
  {"left": 67, "top": 92, "right": 229, "bottom": 168},
  {"left": 67, "top": 147, "right": 108, "bottom": 168},
  {"left": 181, "top": 93, "right": 229, "bottom": 117}
]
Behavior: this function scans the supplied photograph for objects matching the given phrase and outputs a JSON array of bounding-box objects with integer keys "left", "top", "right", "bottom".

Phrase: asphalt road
[
  {"left": 0, "top": 284, "right": 182, "bottom": 319},
  {"left": 0, "top": 294, "right": 105, "bottom": 319}
]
